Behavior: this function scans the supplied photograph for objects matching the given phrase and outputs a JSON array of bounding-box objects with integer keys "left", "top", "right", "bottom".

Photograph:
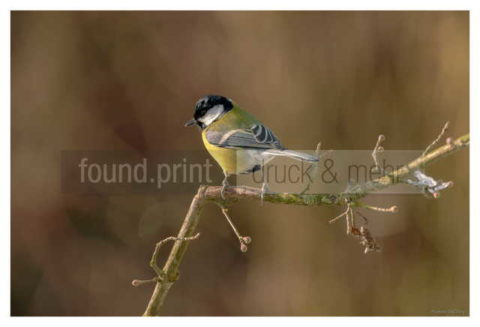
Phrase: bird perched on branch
[{"left": 185, "top": 95, "right": 319, "bottom": 198}]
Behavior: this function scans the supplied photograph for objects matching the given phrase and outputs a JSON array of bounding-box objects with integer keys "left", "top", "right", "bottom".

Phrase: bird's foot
[{"left": 221, "top": 176, "right": 229, "bottom": 200}]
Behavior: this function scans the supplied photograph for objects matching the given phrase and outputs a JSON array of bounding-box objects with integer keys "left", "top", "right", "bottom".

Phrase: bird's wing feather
[{"left": 206, "top": 124, "right": 284, "bottom": 150}]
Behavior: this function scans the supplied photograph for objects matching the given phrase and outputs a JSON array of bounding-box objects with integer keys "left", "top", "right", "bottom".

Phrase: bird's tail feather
[{"left": 264, "top": 149, "right": 319, "bottom": 162}]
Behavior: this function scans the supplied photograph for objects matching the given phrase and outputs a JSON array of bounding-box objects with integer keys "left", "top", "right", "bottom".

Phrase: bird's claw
[{"left": 221, "top": 175, "right": 229, "bottom": 200}]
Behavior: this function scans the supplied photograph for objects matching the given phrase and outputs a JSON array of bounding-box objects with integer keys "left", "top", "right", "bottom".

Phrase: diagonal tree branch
[{"left": 136, "top": 133, "right": 469, "bottom": 316}]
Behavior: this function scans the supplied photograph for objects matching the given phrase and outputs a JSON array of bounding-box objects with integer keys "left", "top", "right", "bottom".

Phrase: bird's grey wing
[{"left": 206, "top": 124, "right": 284, "bottom": 150}]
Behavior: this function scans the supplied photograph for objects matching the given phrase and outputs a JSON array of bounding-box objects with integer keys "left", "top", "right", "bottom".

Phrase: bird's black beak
[{"left": 184, "top": 118, "right": 196, "bottom": 127}]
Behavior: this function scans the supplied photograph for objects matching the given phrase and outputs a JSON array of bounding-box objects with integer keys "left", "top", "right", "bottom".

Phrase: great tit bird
[{"left": 185, "top": 95, "right": 319, "bottom": 198}]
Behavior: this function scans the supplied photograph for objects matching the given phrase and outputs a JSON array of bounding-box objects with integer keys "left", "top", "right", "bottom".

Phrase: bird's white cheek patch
[{"left": 198, "top": 105, "right": 224, "bottom": 126}]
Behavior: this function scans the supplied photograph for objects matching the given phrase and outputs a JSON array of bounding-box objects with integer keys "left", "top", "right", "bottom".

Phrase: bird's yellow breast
[
  {"left": 201, "top": 106, "right": 258, "bottom": 175},
  {"left": 201, "top": 132, "right": 240, "bottom": 175}
]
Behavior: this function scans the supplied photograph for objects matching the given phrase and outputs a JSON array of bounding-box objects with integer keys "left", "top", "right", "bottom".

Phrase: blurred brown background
[{"left": 11, "top": 11, "right": 469, "bottom": 316}]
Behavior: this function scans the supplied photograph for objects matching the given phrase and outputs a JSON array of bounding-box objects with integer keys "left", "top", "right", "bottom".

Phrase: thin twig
[
  {"left": 329, "top": 204, "right": 350, "bottom": 224},
  {"left": 329, "top": 201, "right": 355, "bottom": 235},
  {"left": 423, "top": 121, "right": 450, "bottom": 156},
  {"left": 372, "top": 134, "right": 385, "bottom": 173},
  {"left": 150, "top": 233, "right": 200, "bottom": 276},
  {"left": 332, "top": 203, "right": 379, "bottom": 252},
  {"left": 346, "top": 204, "right": 354, "bottom": 235},
  {"left": 300, "top": 142, "right": 322, "bottom": 195},
  {"left": 132, "top": 277, "right": 160, "bottom": 287},
  {"left": 360, "top": 204, "right": 399, "bottom": 213},
  {"left": 218, "top": 204, "right": 252, "bottom": 252}
]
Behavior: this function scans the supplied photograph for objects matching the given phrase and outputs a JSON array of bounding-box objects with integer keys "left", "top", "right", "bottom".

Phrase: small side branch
[
  {"left": 329, "top": 200, "right": 385, "bottom": 253},
  {"left": 218, "top": 204, "right": 252, "bottom": 252},
  {"left": 423, "top": 121, "right": 450, "bottom": 156},
  {"left": 300, "top": 141, "right": 324, "bottom": 195},
  {"left": 132, "top": 277, "right": 160, "bottom": 287},
  {"left": 150, "top": 233, "right": 200, "bottom": 276},
  {"left": 360, "top": 204, "right": 399, "bottom": 213},
  {"left": 372, "top": 134, "right": 385, "bottom": 173},
  {"left": 329, "top": 202, "right": 351, "bottom": 224}
]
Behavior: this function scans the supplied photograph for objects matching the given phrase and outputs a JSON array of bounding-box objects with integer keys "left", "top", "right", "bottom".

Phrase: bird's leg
[
  {"left": 221, "top": 172, "right": 229, "bottom": 199},
  {"left": 260, "top": 167, "right": 269, "bottom": 205},
  {"left": 260, "top": 182, "right": 269, "bottom": 205}
]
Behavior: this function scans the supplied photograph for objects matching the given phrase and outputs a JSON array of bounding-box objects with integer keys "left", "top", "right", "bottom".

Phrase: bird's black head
[{"left": 185, "top": 95, "right": 234, "bottom": 129}]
